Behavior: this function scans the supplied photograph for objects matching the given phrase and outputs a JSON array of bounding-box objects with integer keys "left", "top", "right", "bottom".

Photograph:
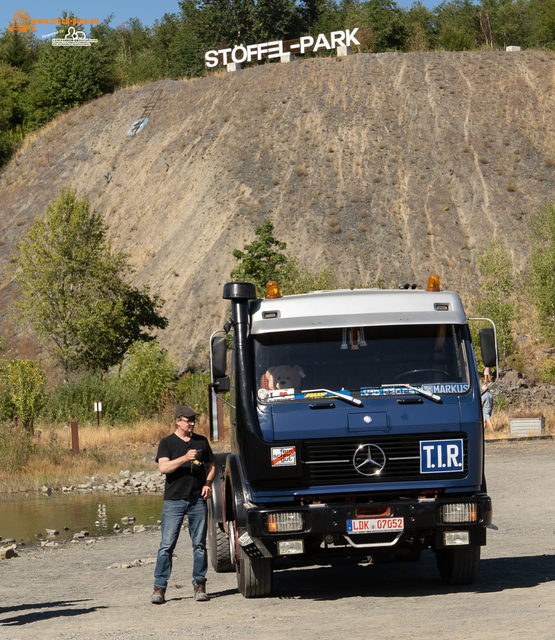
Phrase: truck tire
[
  {"left": 436, "top": 545, "right": 480, "bottom": 585},
  {"left": 237, "top": 555, "right": 273, "bottom": 598},
  {"left": 208, "top": 502, "right": 234, "bottom": 573}
]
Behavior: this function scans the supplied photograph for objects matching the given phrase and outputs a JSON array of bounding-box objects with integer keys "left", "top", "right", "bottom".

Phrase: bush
[
  {"left": 0, "top": 424, "right": 32, "bottom": 473},
  {"left": 538, "top": 356, "right": 555, "bottom": 384},
  {"left": 122, "top": 340, "right": 177, "bottom": 417},
  {"left": 0, "top": 359, "right": 46, "bottom": 430},
  {"left": 176, "top": 372, "right": 211, "bottom": 417},
  {"left": 45, "top": 369, "right": 141, "bottom": 425}
]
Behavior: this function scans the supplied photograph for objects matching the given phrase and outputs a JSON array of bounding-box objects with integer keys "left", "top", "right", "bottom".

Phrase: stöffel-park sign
[{"left": 205, "top": 28, "right": 361, "bottom": 68}]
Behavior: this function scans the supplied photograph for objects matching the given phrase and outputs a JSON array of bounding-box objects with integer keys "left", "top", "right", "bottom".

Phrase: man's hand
[
  {"left": 201, "top": 484, "right": 212, "bottom": 499},
  {"left": 185, "top": 448, "right": 198, "bottom": 462}
]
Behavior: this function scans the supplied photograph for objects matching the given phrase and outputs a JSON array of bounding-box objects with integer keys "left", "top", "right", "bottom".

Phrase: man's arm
[
  {"left": 158, "top": 449, "right": 198, "bottom": 475},
  {"left": 201, "top": 461, "right": 215, "bottom": 499}
]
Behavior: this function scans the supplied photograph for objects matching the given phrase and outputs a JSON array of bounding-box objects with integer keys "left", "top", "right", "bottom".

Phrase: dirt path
[{"left": 1, "top": 440, "right": 555, "bottom": 639}]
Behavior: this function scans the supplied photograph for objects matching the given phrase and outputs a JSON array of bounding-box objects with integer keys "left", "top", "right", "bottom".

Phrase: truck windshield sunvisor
[{"left": 254, "top": 324, "right": 470, "bottom": 403}]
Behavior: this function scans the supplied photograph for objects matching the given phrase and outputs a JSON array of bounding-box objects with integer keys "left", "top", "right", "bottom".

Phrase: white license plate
[{"left": 347, "top": 517, "right": 404, "bottom": 533}]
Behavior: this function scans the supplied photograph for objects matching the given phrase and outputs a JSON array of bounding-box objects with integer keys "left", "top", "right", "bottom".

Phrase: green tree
[
  {"left": 12, "top": 187, "right": 167, "bottom": 378},
  {"left": 122, "top": 340, "right": 176, "bottom": 416},
  {"left": 231, "top": 220, "right": 336, "bottom": 297},
  {"left": 0, "top": 61, "right": 28, "bottom": 165},
  {"left": 22, "top": 13, "right": 113, "bottom": 127},
  {"left": 3, "top": 359, "right": 47, "bottom": 432},
  {"left": 0, "top": 26, "right": 40, "bottom": 73},
  {"left": 476, "top": 237, "right": 517, "bottom": 358},
  {"left": 530, "top": 200, "right": 555, "bottom": 342},
  {"left": 434, "top": 0, "right": 479, "bottom": 50},
  {"left": 529, "top": 0, "right": 555, "bottom": 48},
  {"left": 231, "top": 220, "right": 289, "bottom": 296}
]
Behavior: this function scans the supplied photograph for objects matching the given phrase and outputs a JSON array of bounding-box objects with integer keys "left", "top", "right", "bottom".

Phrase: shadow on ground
[
  {"left": 268, "top": 552, "right": 555, "bottom": 600},
  {"left": 0, "top": 599, "right": 106, "bottom": 626}
]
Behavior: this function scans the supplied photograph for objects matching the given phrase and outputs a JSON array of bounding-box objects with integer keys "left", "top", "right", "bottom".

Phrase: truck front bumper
[{"left": 242, "top": 494, "right": 492, "bottom": 558}]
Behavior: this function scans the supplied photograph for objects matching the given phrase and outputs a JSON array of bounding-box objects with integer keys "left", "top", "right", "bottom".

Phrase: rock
[
  {"left": 42, "top": 487, "right": 53, "bottom": 496},
  {"left": 4, "top": 538, "right": 15, "bottom": 544},
  {"left": 113, "top": 523, "right": 121, "bottom": 530},
  {"left": 503, "top": 371, "right": 522, "bottom": 383},
  {"left": 133, "top": 525, "right": 146, "bottom": 533},
  {"left": 129, "top": 559, "right": 141, "bottom": 567},
  {"left": 73, "top": 532, "right": 85, "bottom": 539},
  {"left": 0, "top": 545, "right": 18, "bottom": 559},
  {"left": 35, "top": 533, "right": 42, "bottom": 538},
  {"left": 119, "top": 470, "right": 131, "bottom": 478},
  {"left": 46, "top": 529, "right": 59, "bottom": 536},
  {"left": 81, "top": 530, "right": 89, "bottom": 536},
  {"left": 121, "top": 517, "right": 129, "bottom": 525}
]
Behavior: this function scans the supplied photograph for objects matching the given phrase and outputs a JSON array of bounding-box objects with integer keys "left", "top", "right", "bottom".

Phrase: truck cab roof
[{"left": 250, "top": 288, "right": 466, "bottom": 334}]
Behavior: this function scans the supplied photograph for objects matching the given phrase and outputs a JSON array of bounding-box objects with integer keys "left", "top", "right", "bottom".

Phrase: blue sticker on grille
[{"left": 420, "top": 439, "right": 464, "bottom": 473}]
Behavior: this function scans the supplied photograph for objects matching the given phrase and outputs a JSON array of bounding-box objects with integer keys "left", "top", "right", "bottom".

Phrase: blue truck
[{"left": 208, "top": 277, "right": 495, "bottom": 597}]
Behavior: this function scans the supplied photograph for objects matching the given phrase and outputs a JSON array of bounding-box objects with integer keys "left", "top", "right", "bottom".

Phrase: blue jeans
[{"left": 154, "top": 495, "right": 208, "bottom": 589}]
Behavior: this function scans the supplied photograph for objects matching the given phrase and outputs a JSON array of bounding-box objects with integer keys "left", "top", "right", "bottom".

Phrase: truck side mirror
[
  {"left": 213, "top": 376, "right": 230, "bottom": 394},
  {"left": 211, "top": 335, "right": 227, "bottom": 378},
  {"left": 479, "top": 329, "right": 497, "bottom": 368}
]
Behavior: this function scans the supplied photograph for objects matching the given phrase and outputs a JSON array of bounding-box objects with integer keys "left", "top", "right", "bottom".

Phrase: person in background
[
  {"left": 481, "top": 384, "right": 494, "bottom": 431},
  {"left": 151, "top": 404, "right": 215, "bottom": 604},
  {"left": 483, "top": 366, "right": 492, "bottom": 383}
]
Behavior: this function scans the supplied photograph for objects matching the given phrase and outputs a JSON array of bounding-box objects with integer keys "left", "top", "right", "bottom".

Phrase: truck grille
[{"left": 303, "top": 433, "right": 468, "bottom": 486}]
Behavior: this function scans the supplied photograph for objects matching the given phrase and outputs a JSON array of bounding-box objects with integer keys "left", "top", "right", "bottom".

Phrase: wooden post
[{"left": 71, "top": 421, "right": 79, "bottom": 454}]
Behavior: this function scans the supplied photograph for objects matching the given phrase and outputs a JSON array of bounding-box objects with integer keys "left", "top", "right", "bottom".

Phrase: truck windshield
[{"left": 254, "top": 324, "right": 470, "bottom": 401}]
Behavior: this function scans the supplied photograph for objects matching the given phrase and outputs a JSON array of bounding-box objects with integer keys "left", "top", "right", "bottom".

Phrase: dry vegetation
[
  {"left": 488, "top": 407, "right": 555, "bottom": 439},
  {"left": 0, "top": 417, "right": 231, "bottom": 493}
]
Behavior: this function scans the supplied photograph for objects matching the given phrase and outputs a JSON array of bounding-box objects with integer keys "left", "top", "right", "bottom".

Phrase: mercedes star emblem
[{"left": 353, "top": 443, "right": 386, "bottom": 476}]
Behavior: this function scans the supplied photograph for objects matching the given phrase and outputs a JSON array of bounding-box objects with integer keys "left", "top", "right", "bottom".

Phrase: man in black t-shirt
[{"left": 151, "top": 404, "right": 215, "bottom": 604}]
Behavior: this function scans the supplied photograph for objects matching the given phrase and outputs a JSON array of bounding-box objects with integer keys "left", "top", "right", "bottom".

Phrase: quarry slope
[{"left": 1, "top": 50, "right": 554, "bottom": 370}]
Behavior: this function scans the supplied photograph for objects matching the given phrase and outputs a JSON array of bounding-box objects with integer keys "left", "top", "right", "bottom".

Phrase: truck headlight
[
  {"left": 444, "top": 531, "right": 470, "bottom": 546},
  {"left": 266, "top": 512, "right": 304, "bottom": 533},
  {"left": 278, "top": 540, "right": 304, "bottom": 555},
  {"left": 441, "top": 503, "right": 477, "bottom": 523}
]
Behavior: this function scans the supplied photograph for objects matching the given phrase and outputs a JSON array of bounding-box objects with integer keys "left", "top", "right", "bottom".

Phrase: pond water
[{"left": 0, "top": 493, "right": 164, "bottom": 546}]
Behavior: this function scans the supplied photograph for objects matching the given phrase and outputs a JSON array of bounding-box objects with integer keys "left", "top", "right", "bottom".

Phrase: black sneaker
[
  {"left": 151, "top": 586, "right": 166, "bottom": 604},
  {"left": 193, "top": 582, "right": 209, "bottom": 601}
]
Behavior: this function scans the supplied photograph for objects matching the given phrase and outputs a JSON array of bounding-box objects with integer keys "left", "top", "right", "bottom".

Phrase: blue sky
[{"left": 2, "top": 1, "right": 443, "bottom": 40}]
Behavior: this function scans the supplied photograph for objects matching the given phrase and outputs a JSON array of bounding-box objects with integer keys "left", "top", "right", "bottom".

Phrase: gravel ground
[{"left": 1, "top": 439, "right": 554, "bottom": 640}]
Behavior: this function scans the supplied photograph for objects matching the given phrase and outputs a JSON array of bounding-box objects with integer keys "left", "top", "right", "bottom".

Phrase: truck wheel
[
  {"left": 236, "top": 555, "right": 273, "bottom": 598},
  {"left": 208, "top": 505, "right": 234, "bottom": 573},
  {"left": 436, "top": 545, "right": 480, "bottom": 584}
]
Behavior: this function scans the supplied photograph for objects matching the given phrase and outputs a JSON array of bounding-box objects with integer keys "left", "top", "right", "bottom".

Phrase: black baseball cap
[{"left": 175, "top": 404, "right": 198, "bottom": 420}]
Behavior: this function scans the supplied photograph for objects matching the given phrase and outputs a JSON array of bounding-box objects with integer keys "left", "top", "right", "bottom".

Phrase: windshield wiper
[
  {"left": 301, "top": 389, "right": 362, "bottom": 407},
  {"left": 381, "top": 384, "right": 442, "bottom": 403}
]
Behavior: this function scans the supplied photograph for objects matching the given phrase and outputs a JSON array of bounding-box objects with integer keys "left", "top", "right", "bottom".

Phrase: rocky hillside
[{"left": 1, "top": 49, "right": 554, "bottom": 371}]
